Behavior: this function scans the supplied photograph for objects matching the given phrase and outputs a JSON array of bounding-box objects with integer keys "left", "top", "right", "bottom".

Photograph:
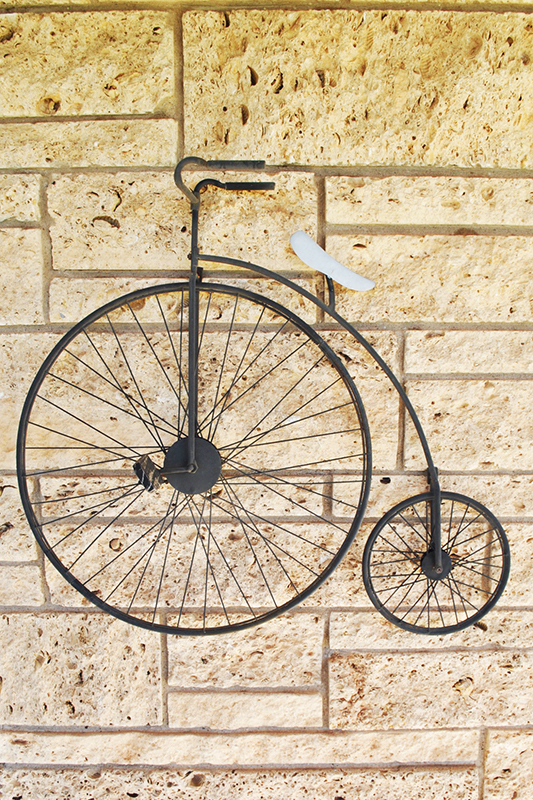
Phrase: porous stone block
[
  {"left": 0, "top": 334, "right": 61, "bottom": 470},
  {"left": 335, "top": 473, "right": 429, "bottom": 519},
  {"left": 167, "top": 690, "right": 323, "bottom": 729},
  {"left": 330, "top": 609, "right": 533, "bottom": 651},
  {"left": 185, "top": 10, "right": 533, "bottom": 168},
  {"left": 0, "top": 12, "right": 174, "bottom": 117},
  {"left": 327, "top": 234, "right": 533, "bottom": 324},
  {"left": 0, "top": 229, "right": 43, "bottom": 324},
  {"left": 0, "top": 565, "right": 44, "bottom": 606},
  {"left": 501, "top": 523, "right": 533, "bottom": 606},
  {"left": 48, "top": 172, "right": 189, "bottom": 271},
  {"left": 0, "top": 766, "right": 479, "bottom": 799},
  {"left": 0, "top": 120, "right": 178, "bottom": 169},
  {"left": 484, "top": 730, "right": 533, "bottom": 800},
  {"left": 321, "top": 330, "right": 400, "bottom": 471},
  {"left": 0, "top": 613, "right": 161, "bottom": 726},
  {"left": 405, "top": 330, "right": 533, "bottom": 374},
  {"left": 327, "top": 176, "right": 533, "bottom": 227},
  {"left": 0, "top": 483, "right": 38, "bottom": 561},
  {"left": 330, "top": 650, "right": 533, "bottom": 729},
  {"left": 167, "top": 614, "right": 323, "bottom": 687},
  {"left": 0, "top": 175, "right": 40, "bottom": 222},
  {"left": 432, "top": 474, "right": 533, "bottom": 518},
  {"left": 0, "top": 728, "right": 479, "bottom": 766},
  {"left": 404, "top": 379, "right": 533, "bottom": 470}
]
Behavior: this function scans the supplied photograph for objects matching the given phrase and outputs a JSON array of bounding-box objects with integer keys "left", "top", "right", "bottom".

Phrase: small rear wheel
[{"left": 362, "top": 491, "right": 510, "bottom": 634}]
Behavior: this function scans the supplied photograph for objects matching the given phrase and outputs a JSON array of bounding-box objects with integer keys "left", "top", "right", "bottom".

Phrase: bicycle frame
[{"left": 175, "top": 158, "right": 444, "bottom": 574}]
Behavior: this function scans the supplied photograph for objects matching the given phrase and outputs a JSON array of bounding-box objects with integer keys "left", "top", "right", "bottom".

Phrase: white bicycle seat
[{"left": 290, "top": 230, "right": 375, "bottom": 292}]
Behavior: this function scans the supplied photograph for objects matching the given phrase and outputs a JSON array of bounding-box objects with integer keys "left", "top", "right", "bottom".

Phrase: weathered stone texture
[
  {"left": 501, "top": 523, "right": 533, "bottom": 606},
  {"left": 0, "top": 613, "right": 161, "bottom": 726},
  {"left": 0, "top": 12, "right": 174, "bottom": 118},
  {"left": 484, "top": 730, "right": 533, "bottom": 800},
  {"left": 405, "top": 330, "right": 533, "bottom": 374},
  {"left": 330, "top": 650, "right": 533, "bottom": 729},
  {"left": 167, "top": 691, "right": 323, "bottom": 729},
  {"left": 0, "top": 565, "right": 44, "bottom": 606},
  {"left": 0, "top": 120, "right": 178, "bottom": 168},
  {"left": 0, "top": 728, "right": 479, "bottom": 766},
  {"left": 0, "top": 767, "right": 479, "bottom": 799},
  {"left": 0, "top": 230, "right": 43, "bottom": 325},
  {"left": 185, "top": 10, "right": 533, "bottom": 168},
  {"left": 0, "top": 175, "right": 40, "bottom": 222},
  {"left": 0, "top": 335, "right": 61, "bottom": 470},
  {"left": 327, "top": 176, "right": 533, "bottom": 227},
  {"left": 404, "top": 380, "right": 533, "bottom": 470},
  {"left": 0, "top": 483, "right": 38, "bottom": 561},
  {"left": 330, "top": 609, "right": 533, "bottom": 651},
  {"left": 327, "top": 234, "right": 533, "bottom": 324},
  {"left": 167, "top": 614, "right": 323, "bottom": 687}
]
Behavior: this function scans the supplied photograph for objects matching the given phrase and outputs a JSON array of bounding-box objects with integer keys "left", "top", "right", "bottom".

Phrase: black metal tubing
[
  {"left": 198, "top": 252, "right": 441, "bottom": 490},
  {"left": 174, "top": 158, "right": 274, "bottom": 208}
]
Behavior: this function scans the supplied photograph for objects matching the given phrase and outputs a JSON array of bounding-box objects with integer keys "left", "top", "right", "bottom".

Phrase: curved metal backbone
[{"left": 197, "top": 252, "right": 440, "bottom": 490}]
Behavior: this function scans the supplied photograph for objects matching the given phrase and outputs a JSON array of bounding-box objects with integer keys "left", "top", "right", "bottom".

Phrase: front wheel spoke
[
  {"left": 452, "top": 537, "right": 501, "bottom": 567},
  {"left": 188, "top": 496, "right": 231, "bottom": 626},
  {"left": 446, "top": 573, "right": 480, "bottom": 612}
]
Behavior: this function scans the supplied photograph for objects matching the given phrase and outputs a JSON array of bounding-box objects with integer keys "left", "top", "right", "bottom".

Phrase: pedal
[{"left": 134, "top": 455, "right": 163, "bottom": 492}]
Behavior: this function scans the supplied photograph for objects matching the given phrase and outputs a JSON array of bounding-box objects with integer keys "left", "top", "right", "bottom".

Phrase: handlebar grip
[
  {"left": 207, "top": 160, "right": 266, "bottom": 171},
  {"left": 224, "top": 181, "right": 275, "bottom": 191}
]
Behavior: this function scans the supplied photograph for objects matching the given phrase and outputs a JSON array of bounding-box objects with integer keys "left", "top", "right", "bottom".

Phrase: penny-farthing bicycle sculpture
[{"left": 17, "top": 158, "right": 510, "bottom": 636}]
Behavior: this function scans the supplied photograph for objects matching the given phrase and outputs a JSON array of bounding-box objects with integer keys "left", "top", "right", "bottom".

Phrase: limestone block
[
  {"left": 48, "top": 172, "right": 190, "bottom": 271},
  {"left": 0, "top": 565, "right": 44, "bottom": 605},
  {"left": 327, "top": 176, "right": 533, "bottom": 227},
  {"left": 404, "top": 379, "right": 533, "bottom": 470},
  {"left": 185, "top": 10, "right": 533, "bottom": 168},
  {"left": 405, "top": 331, "right": 533, "bottom": 374},
  {"left": 0, "top": 175, "right": 40, "bottom": 222},
  {"left": 432, "top": 474, "right": 533, "bottom": 518},
  {"left": 502, "top": 523, "right": 533, "bottom": 606},
  {"left": 0, "top": 483, "right": 37, "bottom": 561},
  {"left": 167, "top": 690, "right": 323, "bottom": 729},
  {"left": 0, "top": 613, "right": 161, "bottom": 726},
  {"left": 321, "top": 331, "right": 400, "bottom": 471},
  {"left": 0, "top": 120, "right": 178, "bottom": 169},
  {"left": 0, "top": 728, "right": 479, "bottom": 766},
  {"left": 327, "top": 235, "right": 533, "bottom": 325},
  {"left": 484, "top": 730, "right": 533, "bottom": 800},
  {"left": 0, "top": 230, "right": 43, "bottom": 324},
  {"left": 49, "top": 275, "right": 317, "bottom": 323},
  {"left": 0, "top": 12, "right": 174, "bottom": 117},
  {"left": 330, "top": 650, "right": 533, "bottom": 729},
  {"left": 167, "top": 614, "right": 323, "bottom": 687},
  {"left": 336, "top": 473, "right": 429, "bottom": 519},
  {"left": 330, "top": 609, "right": 533, "bottom": 651},
  {"left": 0, "top": 766, "right": 479, "bottom": 799},
  {"left": 197, "top": 172, "right": 318, "bottom": 274},
  {"left": 0, "top": 334, "right": 61, "bottom": 470}
]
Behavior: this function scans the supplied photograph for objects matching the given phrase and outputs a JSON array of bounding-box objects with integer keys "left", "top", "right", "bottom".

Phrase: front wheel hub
[
  {"left": 163, "top": 437, "right": 222, "bottom": 494},
  {"left": 420, "top": 549, "right": 452, "bottom": 581}
]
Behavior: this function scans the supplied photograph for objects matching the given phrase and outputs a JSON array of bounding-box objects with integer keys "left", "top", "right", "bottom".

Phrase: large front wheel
[{"left": 18, "top": 282, "right": 371, "bottom": 634}]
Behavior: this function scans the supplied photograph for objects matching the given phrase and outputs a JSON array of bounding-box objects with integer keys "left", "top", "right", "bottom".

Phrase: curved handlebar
[{"left": 174, "top": 157, "right": 272, "bottom": 207}]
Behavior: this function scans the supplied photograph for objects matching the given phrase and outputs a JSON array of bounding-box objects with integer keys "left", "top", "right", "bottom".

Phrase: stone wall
[{"left": 1, "top": 3, "right": 533, "bottom": 799}]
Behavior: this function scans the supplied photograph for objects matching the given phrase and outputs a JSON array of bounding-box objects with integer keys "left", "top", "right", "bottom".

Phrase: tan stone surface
[
  {"left": 0, "top": 766, "right": 479, "bottom": 799},
  {"left": 484, "top": 730, "right": 533, "bottom": 800},
  {"left": 0, "top": 613, "right": 161, "bottom": 726},
  {"left": 0, "top": 334, "right": 61, "bottom": 470},
  {"left": 336, "top": 473, "right": 429, "bottom": 520},
  {"left": 436, "top": 474, "right": 533, "bottom": 518},
  {"left": 167, "top": 690, "right": 323, "bottom": 729},
  {"left": 185, "top": 10, "right": 533, "bottom": 168},
  {"left": 501, "top": 523, "right": 533, "bottom": 606},
  {"left": 0, "top": 728, "right": 479, "bottom": 766},
  {"left": 404, "top": 379, "right": 533, "bottom": 470},
  {"left": 167, "top": 614, "right": 323, "bottom": 687},
  {"left": 330, "top": 609, "right": 533, "bottom": 651},
  {"left": 49, "top": 172, "right": 189, "bottom": 271},
  {"left": 327, "top": 234, "right": 533, "bottom": 324},
  {"left": 0, "top": 120, "right": 178, "bottom": 168},
  {"left": 330, "top": 650, "right": 533, "bottom": 729},
  {"left": 405, "top": 330, "right": 533, "bottom": 374},
  {"left": 0, "top": 175, "right": 40, "bottom": 222},
  {"left": 0, "top": 12, "right": 174, "bottom": 117},
  {"left": 0, "top": 565, "right": 44, "bottom": 605},
  {"left": 0, "top": 229, "right": 43, "bottom": 324},
  {"left": 0, "top": 483, "right": 38, "bottom": 561},
  {"left": 327, "top": 176, "right": 533, "bottom": 227}
]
